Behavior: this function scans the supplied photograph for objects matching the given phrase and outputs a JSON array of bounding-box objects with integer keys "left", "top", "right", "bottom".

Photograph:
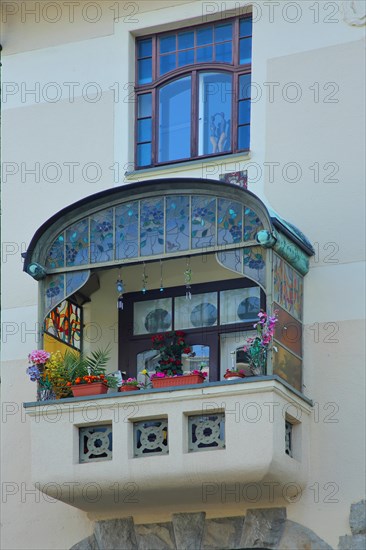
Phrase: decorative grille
[
  {"left": 285, "top": 420, "right": 293, "bottom": 458},
  {"left": 133, "top": 419, "right": 168, "bottom": 457},
  {"left": 79, "top": 425, "right": 112, "bottom": 463},
  {"left": 188, "top": 413, "right": 225, "bottom": 451}
]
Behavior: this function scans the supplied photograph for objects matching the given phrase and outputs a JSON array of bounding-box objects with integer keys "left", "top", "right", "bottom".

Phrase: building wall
[{"left": 1, "top": 1, "right": 365, "bottom": 549}]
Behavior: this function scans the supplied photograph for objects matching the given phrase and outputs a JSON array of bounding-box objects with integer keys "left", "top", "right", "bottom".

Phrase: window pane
[
  {"left": 198, "top": 72, "right": 232, "bottom": 156},
  {"left": 138, "top": 58, "right": 152, "bottom": 84},
  {"left": 178, "top": 49, "right": 194, "bottom": 67},
  {"left": 215, "top": 42, "right": 232, "bottom": 62},
  {"left": 160, "top": 53, "right": 176, "bottom": 75},
  {"left": 240, "top": 18, "right": 252, "bottom": 37},
  {"left": 239, "top": 100, "right": 251, "bottom": 124},
  {"left": 138, "top": 94, "right": 152, "bottom": 118},
  {"left": 197, "top": 26, "right": 213, "bottom": 45},
  {"left": 137, "top": 142, "right": 152, "bottom": 167},
  {"left": 182, "top": 345, "right": 210, "bottom": 374},
  {"left": 239, "top": 37, "right": 252, "bottom": 64},
  {"left": 175, "top": 293, "right": 218, "bottom": 330},
  {"left": 134, "top": 298, "right": 172, "bottom": 335},
  {"left": 238, "top": 124, "right": 250, "bottom": 150},
  {"left": 158, "top": 76, "right": 191, "bottom": 162},
  {"left": 220, "top": 287, "right": 260, "bottom": 325},
  {"left": 160, "top": 34, "right": 176, "bottom": 53},
  {"left": 215, "top": 23, "right": 232, "bottom": 42},
  {"left": 138, "top": 38, "right": 152, "bottom": 58},
  {"left": 137, "top": 118, "right": 152, "bottom": 143},
  {"left": 239, "top": 74, "right": 251, "bottom": 99},
  {"left": 178, "top": 31, "right": 194, "bottom": 50},
  {"left": 197, "top": 46, "right": 213, "bottom": 62}
]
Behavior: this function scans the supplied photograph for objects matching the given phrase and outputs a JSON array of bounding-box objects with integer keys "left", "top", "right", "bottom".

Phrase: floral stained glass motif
[
  {"left": 273, "top": 253, "right": 282, "bottom": 305},
  {"left": 244, "top": 207, "right": 263, "bottom": 241},
  {"left": 191, "top": 196, "right": 216, "bottom": 249},
  {"left": 217, "top": 249, "right": 243, "bottom": 274},
  {"left": 65, "top": 270, "right": 90, "bottom": 298},
  {"left": 273, "top": 253, "right": 303, "bottom": 321},
  {"left": 282, "top": 262, "right": 293, "bottom": 312},
  {"left": 140, "top": 198, "right": 164, "bottom": 256},
  {"left": 243, "top": 246, "right": 266, "bottom": 288},
  {"left": 90, "top": 209, "right": 114, "bottom": 263},
  {"left": 165, "top": 196, "right": 190, "bottom": 252},
  {"left": 45, "top": 273, "right": 65, "bottom": 313},
  {"left": 66, "top": 218, "right": 89, "bottom": 266},
  {"left": 217, "top": 199, "right": 243, "bottom": 245},
  {"left": 46, "top": 234, "right": 65, "bottom": 269},
  {"left": 115, "top": 202, "right": 139, "bottom": 260},
  {"left": 44, "top": 299, "right": 82, "bottom": 350},
  {"left": 292, "top": 270, "right": 303, "bottom": 321}
]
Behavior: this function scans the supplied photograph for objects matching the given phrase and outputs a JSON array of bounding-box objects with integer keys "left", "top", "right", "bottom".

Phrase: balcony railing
[{"left": 24, "top": 376, "right": 312, "bottom": 513}]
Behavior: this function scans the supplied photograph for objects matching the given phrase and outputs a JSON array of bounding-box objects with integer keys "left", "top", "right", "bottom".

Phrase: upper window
[{"left": 135, "top": 16, "right": 252, "bottom": 168}]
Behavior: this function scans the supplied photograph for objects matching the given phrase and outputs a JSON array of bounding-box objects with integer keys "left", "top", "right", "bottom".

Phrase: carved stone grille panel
[
  {"left": 79, "top": 425, "right": 112, "bottom": 463},
  {"left": 188, "top": 413, "right": 225, "bottom": 451},
  {"left": 133, "top": 419, "right": 168, "bottom": 457},
  {"left": 285, "top": 420, "right": 293, "bottom": 458}
]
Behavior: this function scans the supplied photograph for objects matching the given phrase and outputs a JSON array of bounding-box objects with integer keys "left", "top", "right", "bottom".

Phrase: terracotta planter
[
  {"left": 71, "top": 382, "right": 108, "bottom": 397},
  {"left": 120, "top": 385, "right": 140, "bottom": 392},
  {"left": 151, "top": 373, "right": 206, "bottom": 389},
  {"left": 224, "top": 372, "right": 245, "bottom": 380}
]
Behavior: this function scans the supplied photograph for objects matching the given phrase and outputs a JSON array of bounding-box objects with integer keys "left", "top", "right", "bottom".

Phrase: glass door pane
[{"left": 220, "top": 330, "right": 256, "bottom": 379}]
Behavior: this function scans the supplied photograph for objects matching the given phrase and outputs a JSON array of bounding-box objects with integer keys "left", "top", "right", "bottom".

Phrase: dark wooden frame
[
  {"left": 118, "top": 276, "right": 265, "bottom": 380},
  {"left": 134, "top": 15, "right": 252, "bottom": 169}
]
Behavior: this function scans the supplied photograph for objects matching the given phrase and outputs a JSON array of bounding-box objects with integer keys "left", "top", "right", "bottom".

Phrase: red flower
[{"left": 183, "top": 347, "right": 191, "bottom": 354}]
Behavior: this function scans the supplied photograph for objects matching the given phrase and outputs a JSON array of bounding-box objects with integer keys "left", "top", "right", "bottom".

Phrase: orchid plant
[{"left": 243, "top": 310, "right": 279, "bottom": 376}]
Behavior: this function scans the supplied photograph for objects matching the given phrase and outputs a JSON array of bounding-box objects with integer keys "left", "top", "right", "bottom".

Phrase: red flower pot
[
  {"left": 151, "top": 373, "right": 206, "bottom": 389},
  {"left": 224, "top": 372, "right": 245, "bottom": 380},
  {"left": 71, "top": 382, "right": 108, "bottom": 397},
  {"left": 119, "top": 385, "right": 140, "bottom": 392}
]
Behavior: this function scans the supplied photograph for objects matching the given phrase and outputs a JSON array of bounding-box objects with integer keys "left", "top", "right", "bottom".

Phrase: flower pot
[
  {"left": 224, "top": 372, "right": 245, "bottom": 380},
  {"left": 71, "top": 382, "right": 108, "bottom": 397},
  {"left": 151, "top": 373, "right": 206, "bottom": 389},
  {"left": 120, "top": 385, "right": 140, "bottom": 392}
]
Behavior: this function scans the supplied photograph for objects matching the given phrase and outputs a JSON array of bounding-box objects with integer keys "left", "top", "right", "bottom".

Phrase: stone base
[{"left": 70, "top": 508, "right": 333, "bottom": 550}]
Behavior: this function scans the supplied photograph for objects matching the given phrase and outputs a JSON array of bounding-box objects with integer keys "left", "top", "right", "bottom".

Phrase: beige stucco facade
[{"left": 1, "top": 1, "right": 365, "bottom": 549}]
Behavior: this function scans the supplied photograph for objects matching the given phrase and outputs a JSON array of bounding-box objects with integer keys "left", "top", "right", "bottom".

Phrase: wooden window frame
[
  {"left": 135, "top": 15, "right": 252, "bottom": 169},
  {"left": 118, "top": 276, "right": 265, "bottom": 380}
]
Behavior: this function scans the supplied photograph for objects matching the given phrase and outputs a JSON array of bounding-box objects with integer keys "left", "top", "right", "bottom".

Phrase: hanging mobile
[
  {"left": 116, "top": 269, "right": 124, "bottom": 310},
  {"left": 160, "top": 259, "right": 164, "bottom": 292},
  {"left": 184, "top": 257, "right": 192, "bottom": 300},
  {"left": 142, "top": 262, "right": 148, "bottom": 294}
]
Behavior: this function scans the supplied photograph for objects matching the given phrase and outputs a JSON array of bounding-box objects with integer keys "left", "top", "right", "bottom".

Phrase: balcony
[{"left": 24, "top": 376, "right": 312, "bottom": 513}]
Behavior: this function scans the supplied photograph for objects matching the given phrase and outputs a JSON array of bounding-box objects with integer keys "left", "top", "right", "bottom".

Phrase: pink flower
[
  {"left": 156, "top": 372, "right": 165, "bottom": 378},
  {"left": 28, "top": 350, "right": 50, "bottom": 365}
]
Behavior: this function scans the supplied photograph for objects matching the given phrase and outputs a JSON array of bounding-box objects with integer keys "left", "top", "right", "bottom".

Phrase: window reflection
[
  {"left": 198, "top": 73, "right": 232, "bottom": 156},
  {"left": 182, "top": 344, "right": 210, "bottom": 377}
]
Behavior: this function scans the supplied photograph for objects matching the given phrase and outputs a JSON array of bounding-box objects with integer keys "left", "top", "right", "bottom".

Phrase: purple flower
[{"left": 26, "top": 365, "right": 41, "bottom": 382}]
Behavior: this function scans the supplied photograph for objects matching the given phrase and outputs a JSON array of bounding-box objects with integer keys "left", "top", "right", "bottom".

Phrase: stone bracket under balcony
[{"left": 24, "top": 377, "right": 312, "bottom": 515}]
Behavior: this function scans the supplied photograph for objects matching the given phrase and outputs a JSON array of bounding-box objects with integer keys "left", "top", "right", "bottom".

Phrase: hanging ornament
[
  {"left": 160, "top": 259, "right": 164, "bottom": 292},
  {"left": 142, "top": 262, "right": 148, "bottom": 294},
  {"left": 116, "top": 270, "right": 124, "bottom": 310},
  {"left": 184, "top": 257, "right": 192, "bottom": 300}
]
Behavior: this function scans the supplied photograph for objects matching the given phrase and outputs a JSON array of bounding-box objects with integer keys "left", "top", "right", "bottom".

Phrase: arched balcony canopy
[{"left": 23, "top": 177, "right": 313, "bottom": 281}]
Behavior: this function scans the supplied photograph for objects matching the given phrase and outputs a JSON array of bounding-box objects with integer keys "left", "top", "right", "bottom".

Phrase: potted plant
[
  {"left": 150, "top": 331, "right": 208, "bottom": 388},
  {"left": 224, "top": 367, "right": 246, "bottom": 380},
  {"left": 26, "top": 350, "right": 56, "bottom": 401},
  {"left": 242, "top": 310, "right": 279, "bottom": 376},
  {"left": 64, "top": 347, "right": 118, "bottom": 397},
  {"left": 120, "top": 377, "right": 140, "bottom": 392}
]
